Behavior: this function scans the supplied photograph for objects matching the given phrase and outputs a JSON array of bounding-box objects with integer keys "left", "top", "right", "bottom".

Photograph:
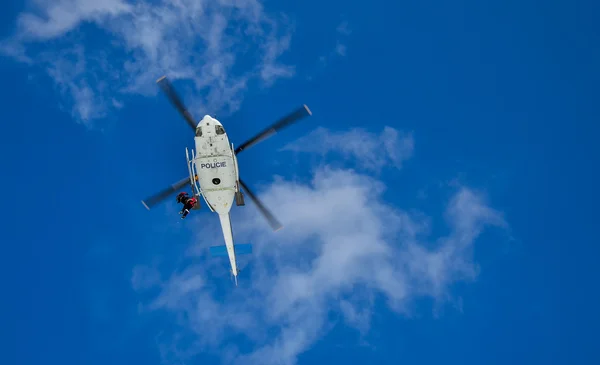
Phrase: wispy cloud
[
  {"left": 315, "top": 20, "right": 351, "bottom": 69},
  {"left": 43, "top": 45, "right": 110, "bottom": 125},
  {"left": 1, "top": 0, "right": 297, "bottom": 125},
  {"left": 281, "top": 126, "right": 415, "bottom": 173},
  {"left": 334, "top": 20, "right": 351, "bottom": 56},
  {"left": 132, "top": 129, "right": 506, "bottom": 365}
]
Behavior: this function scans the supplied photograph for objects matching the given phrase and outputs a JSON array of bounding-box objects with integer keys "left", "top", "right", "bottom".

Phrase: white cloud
[
  {"left": 1, "top": 0, "right": 297, "bottom": 125},
  {"left": 14, "top": 0, "right": 133, "bottom": 41},
  {"left": 281, "top": 126, "right": 415, "bottom": 173},
  {"left": 314, "top": 20, "right": 351, "bottom": 70},
  {"left": 132, "top": 128, "right": 505, "bottom": 365},
  {"left": 44, "top": 45, "right": 109, "bottom": 125},
  {"left": 334, "top": 21, "right": 350, "bottom": 56},
  {"left": 337, "top": 21, "right": 351, "bottom": 35},
  {"left": 335, "top": 42, "right": 347, "bottom": 56}
]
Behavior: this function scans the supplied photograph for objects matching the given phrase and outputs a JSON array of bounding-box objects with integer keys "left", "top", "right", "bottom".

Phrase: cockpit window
[
  {"left": 215, "top": 125, "right": 225, "bottom": 135},
  {"left": 195, "top": 126, "right": 202, "bottom": 137}
]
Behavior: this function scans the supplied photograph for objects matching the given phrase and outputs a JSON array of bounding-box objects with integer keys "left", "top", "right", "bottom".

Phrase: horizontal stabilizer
[{"left": 209, "top": 244, "right": 253, "bottom": 257}]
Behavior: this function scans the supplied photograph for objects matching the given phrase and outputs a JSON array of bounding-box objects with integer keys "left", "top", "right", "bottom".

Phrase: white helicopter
[{"left": 141, "top": 76, "right": 312, "bottom": 285}]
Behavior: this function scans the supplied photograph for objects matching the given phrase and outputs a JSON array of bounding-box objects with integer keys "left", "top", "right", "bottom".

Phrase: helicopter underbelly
[{"left": 194, "top": 134, "right": 236, "bottom": 215}]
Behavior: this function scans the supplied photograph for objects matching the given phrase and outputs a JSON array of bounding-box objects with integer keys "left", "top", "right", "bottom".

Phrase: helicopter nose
[
  {"left": 199, "top": 115, "right": 220, "bottom": 125},
  {"left": 196, "top": 115, "right": 225, "bottom": 136}
]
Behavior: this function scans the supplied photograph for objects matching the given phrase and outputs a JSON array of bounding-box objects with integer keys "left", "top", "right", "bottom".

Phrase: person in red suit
[{"left": 176, "top": 192, "right": 197, "bottom": 219}]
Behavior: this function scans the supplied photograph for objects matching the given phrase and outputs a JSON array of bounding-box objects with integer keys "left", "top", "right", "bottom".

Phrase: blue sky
[{"left": 1, "top": 0, "right": 598, "bottom": 364}]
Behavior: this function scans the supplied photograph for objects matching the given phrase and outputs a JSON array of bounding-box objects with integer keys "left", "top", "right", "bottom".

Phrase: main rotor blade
[
  {"left": 141, "top": 176, "right": 190, "bottom": 210},
  {"left": 238, "top": 178, "right": 282, "bottom": 231},
  {"left": 235, "top": 104, "right": 312, "bottom": 155},
  {"left": 156, "top": 76, "right": 198, "bottom": 131}
]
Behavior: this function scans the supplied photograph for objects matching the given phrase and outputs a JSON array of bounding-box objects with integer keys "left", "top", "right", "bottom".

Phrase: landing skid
[{"left": 186, "top": 147, "right": 213, "bottom": 212}]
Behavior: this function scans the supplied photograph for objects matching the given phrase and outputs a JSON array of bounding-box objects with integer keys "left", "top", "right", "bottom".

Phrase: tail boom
[{"left": 217, "top": 213, "right": 238, "bottom": 278}]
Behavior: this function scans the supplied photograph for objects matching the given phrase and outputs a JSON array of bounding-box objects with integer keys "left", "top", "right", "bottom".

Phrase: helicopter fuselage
[
  {"left": 193, "top": 115, "right": 239, "bottom": 214},
  {"left": 192, "top": 115, "right": 241, "bottom": 279}
]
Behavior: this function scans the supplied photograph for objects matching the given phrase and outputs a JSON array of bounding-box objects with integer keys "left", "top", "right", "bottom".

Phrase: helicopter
[{"left": 141, "top": 75, "right": 312, "bottom": 285}]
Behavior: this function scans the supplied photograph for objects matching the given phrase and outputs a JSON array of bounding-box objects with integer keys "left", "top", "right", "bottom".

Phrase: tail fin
[{"left": 209, "top": 244, "right": 253, "bottom": 257}]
